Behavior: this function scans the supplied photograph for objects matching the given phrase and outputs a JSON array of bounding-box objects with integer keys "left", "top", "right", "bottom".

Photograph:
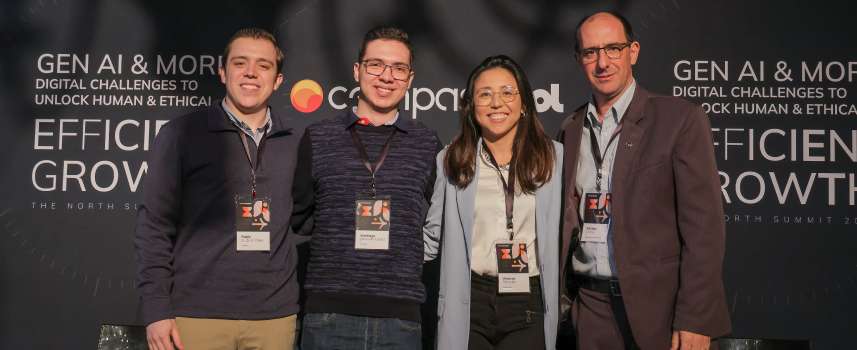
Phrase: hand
[
  {"left": 146, "top": 318, "right": 184, "bottom": 350},
  {"left": 670, "top": 330, "right": 710, "bottom": 350}
]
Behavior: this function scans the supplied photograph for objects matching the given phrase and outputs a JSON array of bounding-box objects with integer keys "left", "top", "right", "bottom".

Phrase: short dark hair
[
  {"left": 357, "top": 25, "right": 414, "bottom": 65},
  {"left": 223, "top": 28, "right": 285, "bottom": 73},
  {"left": 574, "top": 11, "right": 635, "bottom": 52}
]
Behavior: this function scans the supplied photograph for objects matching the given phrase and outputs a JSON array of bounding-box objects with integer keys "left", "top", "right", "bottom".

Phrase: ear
[
  {"left": 273, "top": 73, "right": 284, "bottom": 91},
  {"left": 629, "top": 41, "right": 640, "bottom": 65},
  {"left": 353, "top": 62, "right": 360, "bottom": 83},
  {"left": 219, "top": 65, "right": 227, "bottom": 84}
]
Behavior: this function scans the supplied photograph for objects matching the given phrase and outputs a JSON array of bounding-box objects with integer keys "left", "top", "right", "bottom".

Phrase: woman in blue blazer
[{"left": 424, "top": 55, "right": 563, "bottom": 349}]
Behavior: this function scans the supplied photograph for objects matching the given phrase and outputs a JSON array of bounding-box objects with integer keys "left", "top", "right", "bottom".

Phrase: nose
[
  {"left": 490, "top": 92, "right": 504, "bottom": 108},
  {"left": 378, "top": 65, "right": 394, "bottom": 82},
  {"left": 596, "top": 49, "right": 611, "bottom": 70},
  {"left": 245, "top": 63, "right": 258, "bottom": 77}
]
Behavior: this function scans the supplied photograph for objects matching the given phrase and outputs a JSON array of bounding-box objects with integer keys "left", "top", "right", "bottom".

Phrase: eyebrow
[
  {"left": 475, "top": 85, "right": 516, "bottom": 91},
  {"left": 229, "top": 55, "right": 275, "bottom": 65},
  {"left": 581, "top": 42, "right": 627, "bottom": 50}
]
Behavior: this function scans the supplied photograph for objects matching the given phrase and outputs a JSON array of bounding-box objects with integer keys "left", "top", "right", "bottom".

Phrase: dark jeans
[
  {"left": 300, "top": 312, "right": 422, "bottom": 350},
  {"left": 469, "top": 272, "right": 545, "bottom": 350}
]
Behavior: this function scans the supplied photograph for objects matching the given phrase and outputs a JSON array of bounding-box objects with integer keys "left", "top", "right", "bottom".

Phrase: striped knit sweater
[{"left": 291, "top": 110, "right": 441, "bottom": 321}]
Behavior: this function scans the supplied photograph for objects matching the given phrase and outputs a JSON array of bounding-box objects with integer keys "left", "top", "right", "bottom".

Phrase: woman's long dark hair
[{"left": 444, "top": 55, "right": 555, "bottom": 193}]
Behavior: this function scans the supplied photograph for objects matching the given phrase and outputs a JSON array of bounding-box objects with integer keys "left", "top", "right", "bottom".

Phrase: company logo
[
  {"left": 290, "top": 78, "right": 565, "bottom": 118},
  {"left": 290, "top": 79, "right": 323, "bottom": 113},
  {"left": 326, "top": 84, "right": 564, "bottom": 119}
]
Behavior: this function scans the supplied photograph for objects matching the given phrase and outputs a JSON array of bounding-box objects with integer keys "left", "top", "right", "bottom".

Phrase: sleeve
[
  {"left": 423, "top": 149, "right": 447, "bottom": 262},
  {"left": 290, "top": 130, "right": 315, "bottom": 236},
  {"left": 134, "top": 122, "right": 181, "bottom": 326},
  {"left": 671, "top": 105, "right": 731, "bottom": 336},
  {"left": 424, "top": 134, "right": 443, "bottom": 203}
]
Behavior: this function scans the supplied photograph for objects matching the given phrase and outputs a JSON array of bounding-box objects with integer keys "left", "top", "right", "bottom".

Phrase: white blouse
[{"left": 470, "top": 148, "right": 540, "bottom": 277}]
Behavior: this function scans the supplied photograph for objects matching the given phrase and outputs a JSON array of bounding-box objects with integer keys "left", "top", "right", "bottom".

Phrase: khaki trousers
[{"left": 175, "top": 315, "right": 296, "bottom": 350}]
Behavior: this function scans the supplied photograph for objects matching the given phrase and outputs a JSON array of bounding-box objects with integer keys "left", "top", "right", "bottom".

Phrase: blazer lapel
[
  {"left": 563, "top": 110, "right": 586, "bottom": 202},
  {"left": 559, "top": 109, "right": 586, "bottom": 275},
  {"left": 456, "top": 140, "right": 481, "bottom": 264},
  {"left": 612, "top": 87, "right": 649, "bottom": 206},
  {"left": 535, "top": 175, "right": 550, "bottom": 265}
]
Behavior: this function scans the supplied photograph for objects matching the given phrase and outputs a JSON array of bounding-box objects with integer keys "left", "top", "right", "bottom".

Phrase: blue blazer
[{"left": 424, "top": 140, "right": 563, "bottom": 349}]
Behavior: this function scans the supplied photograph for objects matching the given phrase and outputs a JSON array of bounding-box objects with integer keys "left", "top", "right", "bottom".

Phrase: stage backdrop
[{"left": 1, "top": 0, "right": 855, "bottom": 349}]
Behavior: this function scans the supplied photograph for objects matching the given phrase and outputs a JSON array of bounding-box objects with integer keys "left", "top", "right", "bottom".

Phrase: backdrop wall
[{"left": 1, "top": 1, "right": 855, "bottom": 349}]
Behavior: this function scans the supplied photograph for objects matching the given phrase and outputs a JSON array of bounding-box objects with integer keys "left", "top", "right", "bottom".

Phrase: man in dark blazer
[{"left": 558, "top": 11, "right": 731, "bottom": 350}]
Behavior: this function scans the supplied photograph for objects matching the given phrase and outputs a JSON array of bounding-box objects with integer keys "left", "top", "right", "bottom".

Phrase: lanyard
[
  {"left": 349, "top": 126, "right": 397, "bottom": 198},
  {"left": 585, "top": 115, "right": 623, "bottom": 192},
  {"left": 482, "top": 143, "right": 516, "bottom": 240},
  {"left": 238, "top": 132, "right": 264, "bottom": 200}
]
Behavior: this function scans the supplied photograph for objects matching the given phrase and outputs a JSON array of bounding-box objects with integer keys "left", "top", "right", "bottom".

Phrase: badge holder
[
  {"left": 581, "top": 192, "right": 612, "bottom": 243},
  {"left": 354, "top": 194, "right": 392, "bottom": 250},
  {"left": 235, "top": 194, "right": 272, "bottom": 251},
  {"left": 495, "top": 240, "right": 531, "bottom": 293}
]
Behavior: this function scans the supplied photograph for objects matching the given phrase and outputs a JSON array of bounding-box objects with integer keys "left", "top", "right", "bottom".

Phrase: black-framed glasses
[
  {"left": 361, "top": 59, "right": 412, "bottom": 81},
  {"left": 474, "top": 85, "right": 519, "bottom": 106},
  {"left": 577, "top": 42, "right": 633, "bottom": 63}
]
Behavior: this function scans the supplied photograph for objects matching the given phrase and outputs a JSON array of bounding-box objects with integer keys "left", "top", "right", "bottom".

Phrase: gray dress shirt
[{"left": 572, "top": 81, "right": 636, "bottom": 279}]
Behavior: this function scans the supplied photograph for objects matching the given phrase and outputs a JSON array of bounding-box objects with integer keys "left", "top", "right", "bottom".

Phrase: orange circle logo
[{"left": 290, "top": 79, "right": 323, "bottom": 113}]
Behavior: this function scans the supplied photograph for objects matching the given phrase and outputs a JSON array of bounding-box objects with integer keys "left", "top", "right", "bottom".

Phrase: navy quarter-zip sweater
[
  {"left": 135, "top": 102, "right": 301, "bottom": 325},
  {"left": 291, "top": 111, "right": 441, "bottom": 322}
]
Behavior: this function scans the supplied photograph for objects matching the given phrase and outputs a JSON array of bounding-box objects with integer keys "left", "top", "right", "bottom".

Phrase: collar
[
  {"left": 477, "top": 137, "right": 510, "bottom": 171},
  {"left": 351, "top": 106, "right": 400, "bottom": 126},
  {"left": 344, "top": 108, "right": 410, "bottom": 133},
  {"left": 207, "top": 99, "right": 291, "bottom": 135},
  {"left": 221, "top": 99, "right": 272, "bottom": 135},
  {"left": 586, "top": 79, "right": 636, "bottom": 127}
]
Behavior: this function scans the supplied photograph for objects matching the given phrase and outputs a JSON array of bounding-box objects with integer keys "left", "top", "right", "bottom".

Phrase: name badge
[
  {"left": 581, "top": 192, "right": 612, "bottom": 243},
  {"left": 495, "top": 241, "right": 530, "bottom": 293},
  {"left": 235, "top": 195, "right": 271, "bottom": 251},
  {"left": 355, "top": 197, "right": 391, "bottom": 250}
]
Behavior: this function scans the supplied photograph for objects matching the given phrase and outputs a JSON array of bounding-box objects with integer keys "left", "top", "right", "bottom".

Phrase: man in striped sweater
[{"left": 291, "top": 25, "right": 441, "bottom": 349}]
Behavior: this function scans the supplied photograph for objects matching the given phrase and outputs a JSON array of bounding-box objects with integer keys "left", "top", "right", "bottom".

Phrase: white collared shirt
[{"left": 471, "top": 144, "right": 540, "bottom": 277}]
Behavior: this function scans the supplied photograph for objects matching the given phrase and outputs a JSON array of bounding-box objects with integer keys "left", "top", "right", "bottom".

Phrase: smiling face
[
  {"left": 353, "top": 39, "right": 413, "bottom": 115},
  {"left": 577, "top": 13, "right": 639, "bottom": 107},
  {"left": 219, "top": 37, "right": 284, "bottom": 117},
  {"left": 473, "top": 67, "right": 522, "bottom": 144}
]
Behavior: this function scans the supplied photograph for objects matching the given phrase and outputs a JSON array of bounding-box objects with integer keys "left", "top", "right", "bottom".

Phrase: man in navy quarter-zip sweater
[
  {"left": 291, "top": 25, "right": 441, "bottom": 349},
  {"left": 135, "top": 28, "right": 300, "bottom": 350}
]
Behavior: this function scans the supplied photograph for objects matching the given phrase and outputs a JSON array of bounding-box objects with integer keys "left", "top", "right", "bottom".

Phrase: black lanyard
[
  {"left": 238, "top": 131, "right": 265, "bottom": 200},
  {"left": 585, "top": 115, "right": 623, "bottom": 192},
  {"left": 349, "top": 126, "right": 397, "bottom": 198},
  {"left": 482, "top": 143, "right": 516, "bottom": 240}
]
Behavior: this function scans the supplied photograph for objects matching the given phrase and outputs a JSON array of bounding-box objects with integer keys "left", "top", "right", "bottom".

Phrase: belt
[{"left": 573, "top": 274, "right": 622, "bottom": 296}]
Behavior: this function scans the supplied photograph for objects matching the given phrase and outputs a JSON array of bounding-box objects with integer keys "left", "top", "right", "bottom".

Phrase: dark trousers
[
  {"left": 571, "top": 287, "right": 631, "bottom": 350},
  {"left": 469, "top": 272, "right": 545, "bottom": 350}
]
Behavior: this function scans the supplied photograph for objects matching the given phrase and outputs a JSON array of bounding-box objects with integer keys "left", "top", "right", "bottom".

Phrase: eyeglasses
[
  {"left": 474, "top": 85, "right": 519, "bottom": 106},
  {"left": 577, "top": 42, "right": 633, "bottom": 63},
  {"left": 361, "top": 59, "right": 412, "bottom": 81}
]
